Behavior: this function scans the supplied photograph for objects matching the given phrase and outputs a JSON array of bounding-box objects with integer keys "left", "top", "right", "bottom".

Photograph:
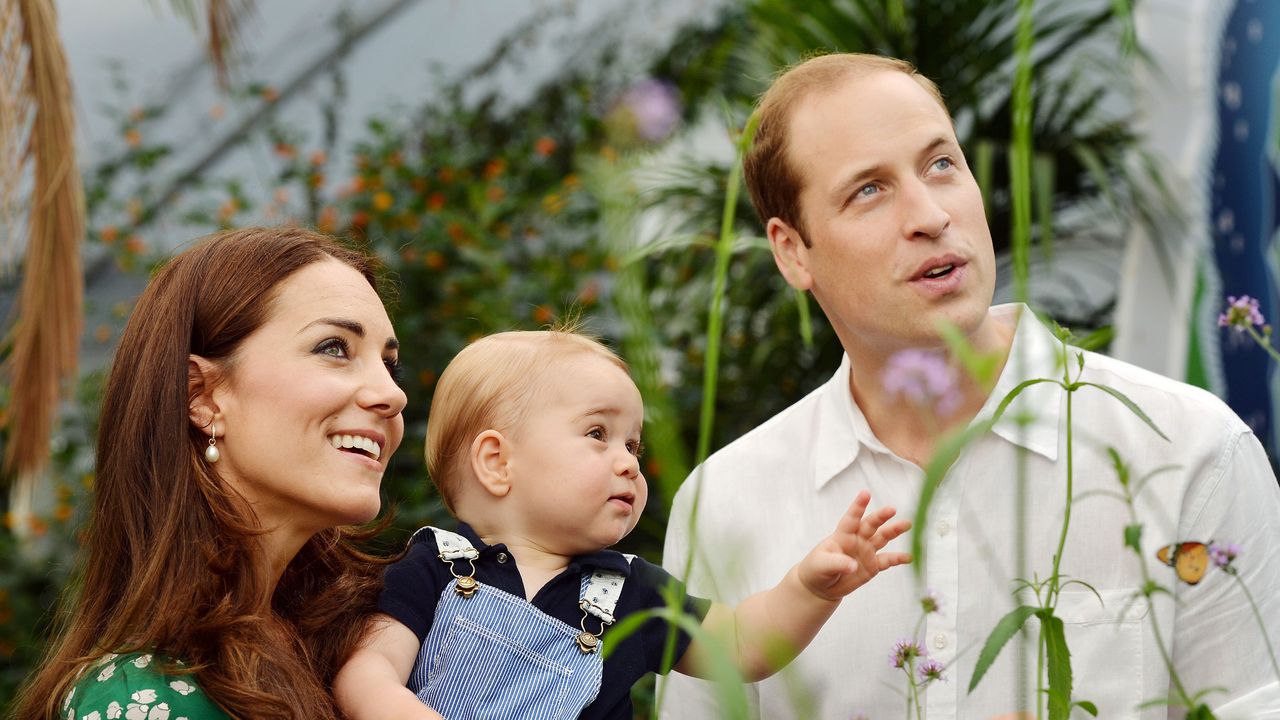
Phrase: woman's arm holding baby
[
  {"left": 676, "top": 490, "right": 911, "bottom": 681},
  {"left": 335, "top": 615, "right": 447, "bottom": 720}
]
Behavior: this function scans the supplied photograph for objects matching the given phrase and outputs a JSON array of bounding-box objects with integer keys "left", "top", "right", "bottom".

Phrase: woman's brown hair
[{"left": 13, "top": 227, "right": 395, "bottom": 719}]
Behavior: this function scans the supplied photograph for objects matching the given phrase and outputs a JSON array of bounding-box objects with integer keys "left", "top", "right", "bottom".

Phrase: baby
[{"left": 334, "top": 329, "right": 912, "bottom": 719}]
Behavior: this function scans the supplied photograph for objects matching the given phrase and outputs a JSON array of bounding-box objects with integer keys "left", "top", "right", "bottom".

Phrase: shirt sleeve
[
  {"left": 68, "top": 654, "right": 229, "bottom": 720},
  {"left": 626, "top": 556, "right": 711, "bottom": 676},
  {"left": 377, "top": 533, "right": 447, "bottom": 642},
  {"left": 1173, "top": 427, "right": 1280, "bottom": 716}
]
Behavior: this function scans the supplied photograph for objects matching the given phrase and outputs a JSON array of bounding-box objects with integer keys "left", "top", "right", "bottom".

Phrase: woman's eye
[
  {"left": 587, "top": 427, "right": 606, "bottom": 442},
  {"left": 315, "top": 338, "right": 349, "bottom": 358},
  {"left": 385, "top": 357, "right": 404, "bottom": 384}
]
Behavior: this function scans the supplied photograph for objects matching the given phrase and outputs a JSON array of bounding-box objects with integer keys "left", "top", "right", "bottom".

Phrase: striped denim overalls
[{"left": 407, "top": 527, "right": 630, "bottom": 720}]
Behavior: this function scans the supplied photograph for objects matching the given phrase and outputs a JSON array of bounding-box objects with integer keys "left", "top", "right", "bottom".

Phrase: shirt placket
[{"left": 922, "top": 457, "right": 961, "bottom": 720}]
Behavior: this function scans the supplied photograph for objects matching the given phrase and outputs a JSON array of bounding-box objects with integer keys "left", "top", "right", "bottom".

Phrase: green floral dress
[{"left": 63, "top": 652, "right": 229, "bottom": 720}]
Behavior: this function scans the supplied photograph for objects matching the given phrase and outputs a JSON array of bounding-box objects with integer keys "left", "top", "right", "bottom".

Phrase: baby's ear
[{"left": 469, "top": 430, "right": 512, "bottom": 498}]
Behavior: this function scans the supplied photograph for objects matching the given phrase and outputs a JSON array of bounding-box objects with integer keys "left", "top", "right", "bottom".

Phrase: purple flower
[
  {"left": 607, "top": 79, "right": 682, "bottom": 144},
  {"left": 889, "top": 638, "right": 926, "bottom": 669},
  {"left": 1208, "top": 541, "right": 1241, "bottom": 569},
  {"left": 1218, "top": 295, "right": 1266, "bottom": 333},
  {"left": 917, "top": 658, "right": 946, "bottom": 682},
  {"left": 882, "top": 349, "right": 961, "bottom": 417},
  {"left": 920, "top": 588, "right": 943, "bottom": 616}
]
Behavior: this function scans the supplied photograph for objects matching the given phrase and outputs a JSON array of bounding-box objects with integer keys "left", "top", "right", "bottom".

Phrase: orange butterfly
[{"left": 1155, "top": 541, "right": 1211, "bottom": 585}]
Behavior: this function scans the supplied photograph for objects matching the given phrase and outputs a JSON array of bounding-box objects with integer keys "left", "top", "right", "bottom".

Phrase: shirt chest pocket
[{"left": 1049, "top": 588, "right": 1149, "bottom": 719}]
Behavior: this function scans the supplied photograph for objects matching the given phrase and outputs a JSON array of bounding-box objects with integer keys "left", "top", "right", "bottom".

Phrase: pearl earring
[{"left": 205, "top": 422, "right": 221, "bottom": 463}]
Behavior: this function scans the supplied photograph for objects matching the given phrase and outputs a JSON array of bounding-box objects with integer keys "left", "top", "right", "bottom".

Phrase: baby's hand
[{"left": 797, "top": 490, "right": 911, "bottom": 601}]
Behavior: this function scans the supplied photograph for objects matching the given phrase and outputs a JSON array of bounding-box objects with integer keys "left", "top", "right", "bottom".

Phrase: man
[{"left": 660, "top": 53, "right": 1280, "bottom": 719}]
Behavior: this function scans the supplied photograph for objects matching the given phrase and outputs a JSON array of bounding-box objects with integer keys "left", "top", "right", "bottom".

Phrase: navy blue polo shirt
[{"left": 378, "top": 522, "right": 711, "bottom": 720}]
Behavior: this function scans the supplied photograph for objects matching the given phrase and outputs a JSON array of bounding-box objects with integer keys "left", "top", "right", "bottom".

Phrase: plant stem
[
  {"left": 1036, "top": 630, "right": 1046, "bottom": 720},
  {"left": 696, "top": 113, "right": 759, "bottom": 465},
  {"left": 1048, "top": 389, "right": 1075, "bottom": 607},
  {"left": 1231, "top": 572, "right": 1280, "bottom": 685},
  {"left": 1121, "top": 487, "right": 1193, "bottom": 706},
  {"left": 1245, "top": 325, "right": 1280, "bottom": 365}
]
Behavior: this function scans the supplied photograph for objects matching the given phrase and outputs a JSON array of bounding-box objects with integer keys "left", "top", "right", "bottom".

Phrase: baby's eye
[
  {"left": 315, "top": 338, "right": 349, "bottom": 358},
  {"left": 587, "top": 427, "right": 606, "bottom": 442},
  {"left": 626, "top": 440, "right": 645, "bottom": 458}
]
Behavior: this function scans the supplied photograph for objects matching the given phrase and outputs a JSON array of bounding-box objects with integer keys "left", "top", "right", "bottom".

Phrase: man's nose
[{"left": 900, "top": 179, "right": 950, "bottom": 240}]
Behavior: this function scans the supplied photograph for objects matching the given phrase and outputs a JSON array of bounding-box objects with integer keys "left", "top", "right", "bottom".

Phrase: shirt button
[
  {"left": 934, "top": 633, "right": 948, "bottom": 650},
  {"left": 496, "top": 552, "right": 508, "bottom": 564},
  {"left": 936, "top": 520, "right": 951, "bottom": 537}
]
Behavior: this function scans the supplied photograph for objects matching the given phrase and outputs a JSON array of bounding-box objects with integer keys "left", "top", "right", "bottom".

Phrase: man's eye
[
  {"left": 932, "top": 157, "right": 953, "bottom": 172},
  {"left": 856, "top": 183, "right": 879, "bottom": 198},
  {"left": 315, "top": 338, "right": 349, "bottom": 358}
]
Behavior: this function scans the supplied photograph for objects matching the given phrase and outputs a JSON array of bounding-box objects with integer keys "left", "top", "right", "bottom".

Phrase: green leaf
[
  {"left": 936, "top": 318, "right": 1001, "bottom": 387},
  {"left": 611, "top": 604, "right": 750, "bottom": 718},
  {"left": 968, "top": 605, "right": 1039, "bottom": 693},
  {"left": 1040, "top": 611, "right": 1073, "bottom": 720},
  {"left": 1106, "top": 446, "right": 1129, "bottom": 487},
  {"left": 1186, "top": 704, "right": 1218, "bottom": 720},
  {"left": 1073, "top": 700, "right": 1099, "bottom": 716},
  {"left": 794, "top": 288, "right": 813, "bottom": 350},
  {"left": 1075, "top": 382, "right": 1170, "bottom": 441},
  {"left": 1123, "top": 523, "right": 1143, "bottom": 553}
]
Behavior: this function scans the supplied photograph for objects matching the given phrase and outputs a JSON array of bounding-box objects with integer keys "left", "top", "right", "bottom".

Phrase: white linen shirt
[{"left": 660, "top": 304, "right": 1280, "bottom": 719}]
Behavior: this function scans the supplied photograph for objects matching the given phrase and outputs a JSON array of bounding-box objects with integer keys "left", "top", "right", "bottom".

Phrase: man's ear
[
  {"left": 188, "top": 355, "right": 222, "bottom": 436},
  {"left": 470, "top": 430, "right": 512, "bottom": 499},
  {"left": 767, "top": 217, "right": 814, "bottom": 292}
]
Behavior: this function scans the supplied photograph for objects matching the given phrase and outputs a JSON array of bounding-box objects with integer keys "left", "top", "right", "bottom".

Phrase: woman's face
[{"left": 209, "top": 258, "right": 407, "bottom": 538}]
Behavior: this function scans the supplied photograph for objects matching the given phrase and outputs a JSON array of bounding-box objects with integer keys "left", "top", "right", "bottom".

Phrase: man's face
[{"left": 775, "top": 70, "right": 997, "bottom": 356}]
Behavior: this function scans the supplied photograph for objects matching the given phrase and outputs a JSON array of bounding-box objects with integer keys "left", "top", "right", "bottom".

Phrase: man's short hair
[{"left": 743, "top": 53, "right": 948, "bottom": 245}]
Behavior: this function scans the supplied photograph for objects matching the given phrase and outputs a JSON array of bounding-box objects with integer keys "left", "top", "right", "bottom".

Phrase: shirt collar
[
  {"left": 454, "top": 522, "right": 633, "bottom": 575},
  {"left": 977, "top": 303, "right": 1063, "bottom": 462},
  {"left": 811, "top": 303, "right": 1062, "bottom": 490}
]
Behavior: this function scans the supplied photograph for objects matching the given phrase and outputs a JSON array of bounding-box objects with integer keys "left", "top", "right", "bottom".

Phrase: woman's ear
[
  {"left": 188, "top": 355, "right": 221, "bottom": 436},
  {"left": 469, "top": 430, "right": 512, "bottom": 498}
]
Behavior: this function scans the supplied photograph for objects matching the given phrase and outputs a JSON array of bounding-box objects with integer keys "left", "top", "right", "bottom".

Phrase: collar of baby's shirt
[
  {"left": 976, "top": 303, "right": 1063, "bottom": 462},
  {"left": 567, "top": 547, "right": 634, "bottom": 576},
  {"left": 447, "top": 522, "right": 633, "bottom": 576}
]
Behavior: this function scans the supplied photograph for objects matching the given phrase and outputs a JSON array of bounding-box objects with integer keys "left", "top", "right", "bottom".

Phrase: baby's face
[{"left": 504, "top": 353, "right": 648, "bottom": 556}]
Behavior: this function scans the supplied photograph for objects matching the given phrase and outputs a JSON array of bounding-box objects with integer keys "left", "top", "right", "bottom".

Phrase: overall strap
[
  {"left": 574, "top": 554, "right": 635, "bottom": 654},
  {"left": 410, "top": 526, "right": 481, "bottom": 597}
]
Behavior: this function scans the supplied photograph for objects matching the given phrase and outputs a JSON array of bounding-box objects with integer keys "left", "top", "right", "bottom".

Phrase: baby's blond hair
[{"left": 424, "top": 327, "right": 629, "bottom": 514}]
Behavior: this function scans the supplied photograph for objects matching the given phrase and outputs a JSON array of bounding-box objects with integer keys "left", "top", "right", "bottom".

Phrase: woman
[{"left": 12, "top": 227, "right": 408, "bottom": 719}]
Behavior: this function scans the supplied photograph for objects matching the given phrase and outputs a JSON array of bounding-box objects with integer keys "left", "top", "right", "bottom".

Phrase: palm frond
[
  {"left": 166, "top": 0, "right": 254, "bottom": 90},
  {"left": 4, "top": 0, "right": 85, "bottom": 492},
  {"left": 0, "top": 0, "right": 32, "bottom": 265}
]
